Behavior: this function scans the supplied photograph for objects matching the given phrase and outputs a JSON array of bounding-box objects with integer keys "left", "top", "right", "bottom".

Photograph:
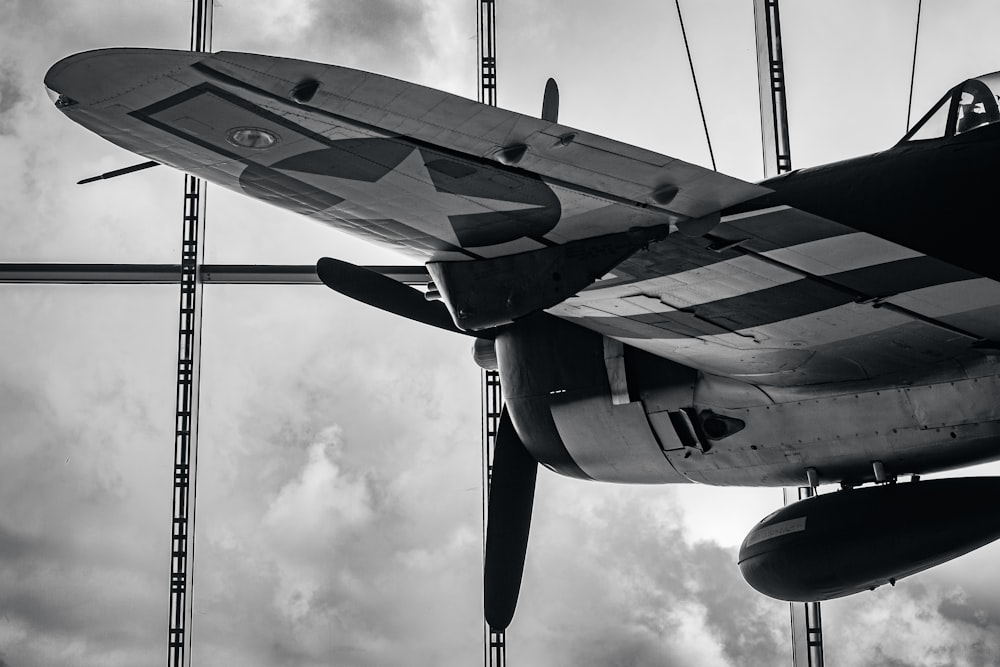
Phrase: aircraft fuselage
[{"left": 508, "top": 127, "right": 1000, "bottom": 488}]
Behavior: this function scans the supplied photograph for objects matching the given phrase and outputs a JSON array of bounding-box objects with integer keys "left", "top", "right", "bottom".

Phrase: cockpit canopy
[{"left": 902, "top": 71, "right": 1000, "bottom": 142}]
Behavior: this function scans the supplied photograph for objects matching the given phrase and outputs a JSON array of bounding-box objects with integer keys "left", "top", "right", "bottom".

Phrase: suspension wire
[
  {"left": 674, "top": 0, "right": 716, "bottom": 171},
  {"left": 906, "top": 0, "right": 923, "bottom": 131}
]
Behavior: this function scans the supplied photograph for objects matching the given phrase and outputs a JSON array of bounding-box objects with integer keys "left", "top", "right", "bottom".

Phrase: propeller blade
[
  {"left": 541, "top": 78, "right": 559, "bottom": 123},
  {"left": 316, "top": 256, "right": 483, "bottom": 337},
  {"left": 484, "top": 407, "right": 538, "bottom": 631}
]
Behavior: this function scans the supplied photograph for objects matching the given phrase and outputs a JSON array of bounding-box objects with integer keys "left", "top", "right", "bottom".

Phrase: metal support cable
[
  {"left": 674, "top": 0, "right": 716, "bottom": 171},
  {"left": 906, "top": 0, "right": 923, "bottom": 131}
]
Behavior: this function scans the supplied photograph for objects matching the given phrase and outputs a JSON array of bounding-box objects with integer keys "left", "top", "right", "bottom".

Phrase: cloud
[
  {"left": 822, "top": 582, "right": 1000, "bottom": 667},
  {"left": 216, "top": 0, "right": 447, "bottom": 83},
  {"left": 0, "top": 381, "right": 169, "bottom": 667},
  {"left": 262, "top": 427, "right": 377, "bottom": 620},
  {"left": 309, "top": 0, "right": 430, "bottom": 49},
  {"left": 0, "top": 287, "right": 183, "bottom": 667},
  {"left": 0, "top": 62, "right": 26, "bottom": 134},
  {"left": 514, "top": 482, "right": 786, "bottom": 666},
  {"left": 179, "top": 288, "right": 483, "bottom": 666}
]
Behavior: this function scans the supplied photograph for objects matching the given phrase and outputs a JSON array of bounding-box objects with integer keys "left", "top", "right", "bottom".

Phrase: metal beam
[
  {"left": 754, "top": 0, "right": 792, "bottom": 178},
  {"left": 0, "top": 264, "right": 429, "bottom": 285}
]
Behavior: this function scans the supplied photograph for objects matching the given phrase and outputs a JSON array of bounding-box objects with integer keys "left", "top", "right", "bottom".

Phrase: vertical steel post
[
  {"left": 797, "top": 485, "right": 824, "bottom": 667},
  {"left": 757, "top": 5, "right": 822, "bottom": 661},
  {"left": 168, "top": 3, "right": 212, "bottom": 667},
  {"left": 754, "top": 0, "right": 792, "bottom": 178},
  {"left": 478, "top": 4, "right": 503, "bottom": 663},
  {"left": 781, "top": 485, "right": 825, "bottom": 667},
  {"left": 481, "top": 369, "right": 506, "bottom": 667},
  {"left": 478, "top": 0, "right": 497, "bottom": 107}
]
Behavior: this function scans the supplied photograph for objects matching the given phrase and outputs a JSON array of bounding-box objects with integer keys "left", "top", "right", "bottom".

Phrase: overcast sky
[{"left": 6, "top": 1, "right": 1000, "bottom": 666}]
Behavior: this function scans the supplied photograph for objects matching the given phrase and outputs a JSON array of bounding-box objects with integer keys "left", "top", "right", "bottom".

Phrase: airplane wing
[
  {"left": 45, "top": 49, "right": 1000, "bottom": 386},
  {"left": 44, "top": 48, "right": 765, "bottom": 263},
  {"left": 552, "top": 203, "right": 1000, "bottom": 385}
]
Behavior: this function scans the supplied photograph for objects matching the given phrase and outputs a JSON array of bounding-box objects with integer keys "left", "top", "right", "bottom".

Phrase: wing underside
[
  {"left": 45, "top": 49, "right": 1000, "bottom": 385},
  {"left": 45, "top": 48, "right": 764, "bottom": 263},
  {"left": 552, "top": 205, "right": 1000, "bottom": 385}
]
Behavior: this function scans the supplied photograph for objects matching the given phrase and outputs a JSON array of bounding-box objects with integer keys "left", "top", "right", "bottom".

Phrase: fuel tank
[{"left": 738, "top": 477, "right": 1000, "bottom": 601}]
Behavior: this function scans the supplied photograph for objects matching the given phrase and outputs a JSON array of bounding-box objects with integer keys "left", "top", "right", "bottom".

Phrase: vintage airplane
[{"left": 44, "top": 48, "right": 1000, "bottom": 630}]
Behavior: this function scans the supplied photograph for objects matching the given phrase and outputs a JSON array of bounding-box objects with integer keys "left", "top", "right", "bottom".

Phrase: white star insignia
[{"left": 284, "top": 148, "right": 544, "bottom": 247}]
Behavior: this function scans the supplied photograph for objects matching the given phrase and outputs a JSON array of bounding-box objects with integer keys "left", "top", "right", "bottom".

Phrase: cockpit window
[
  {"left": 954, "top": 80, "right": 1000, "bottom": 134},
  {"left": 906, "top": 93, "right": 950, "bottom": 141},
  {"left": 901, "top": 71, "right": 1000, "bottom": 142}
]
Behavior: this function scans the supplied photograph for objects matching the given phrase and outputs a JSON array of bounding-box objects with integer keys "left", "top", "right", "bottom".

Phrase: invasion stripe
[
  {"left": 892, "top": 277, "right": 1000, "bottom": 319},
  {"left": 575, "top": 254, "right": 802, "bottom": 305},
  {"left": 568, "top": 255, "right": 983, "bottom": 337},
  {"left": 762, "top": 232, "right": 923, "bottom": 276},
  {"left": 720, "top": 205, "right": 854, "bottom": 249},
  {"left": 592, "top": 230, "right": 931, "bottom": 312},
  {"left": 832, "top": 256, "right": 979, "bottom": 298},
  {"left": 572, "top": 278, "right": 1000, "bottom": 357}
]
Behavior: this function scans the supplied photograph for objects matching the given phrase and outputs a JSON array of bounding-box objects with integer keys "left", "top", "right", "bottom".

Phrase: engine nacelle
[
  {"left": 739, "top": 477, "right": 1000, "bottom": 601},
  {"left": 495, "top": 314, "right": 699, "bottom": 483}
]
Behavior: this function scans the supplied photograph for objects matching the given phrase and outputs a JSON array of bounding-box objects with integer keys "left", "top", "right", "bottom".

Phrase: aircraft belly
[{"left": 671, "top": 374, "right": 1000, "bottom": 486}]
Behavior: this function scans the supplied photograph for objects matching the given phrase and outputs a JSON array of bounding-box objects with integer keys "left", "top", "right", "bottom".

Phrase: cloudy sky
[{"left": 5, "top": 1, "right": 1000, "bottom": 665}]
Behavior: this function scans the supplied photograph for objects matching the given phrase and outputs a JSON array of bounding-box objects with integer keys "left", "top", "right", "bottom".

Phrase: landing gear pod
[{"left": 738, "top": 477, "right": 1000, "bottom": 601}]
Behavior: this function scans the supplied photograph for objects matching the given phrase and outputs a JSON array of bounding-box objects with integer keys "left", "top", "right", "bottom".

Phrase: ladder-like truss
[
  {"left": 756, "top": 1, "right": 825, "bottom": 664},
  {"left": 754, "top": 0, "right": 793, "bottom": 178},
  {"left": 168, "top": 4, "right": 213, "bottom": 666},
  {"left": 481, "top": 369, "right": 506, "bottom": 667},
  {"left": 477, "top": 0, "right": 497, "bottom": 107},
  {"left": 477, "top": 1, "right": 506, "bottom": 664},
  {"left": 167, "top": 175, "right": 206, "bottom": 667}
]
